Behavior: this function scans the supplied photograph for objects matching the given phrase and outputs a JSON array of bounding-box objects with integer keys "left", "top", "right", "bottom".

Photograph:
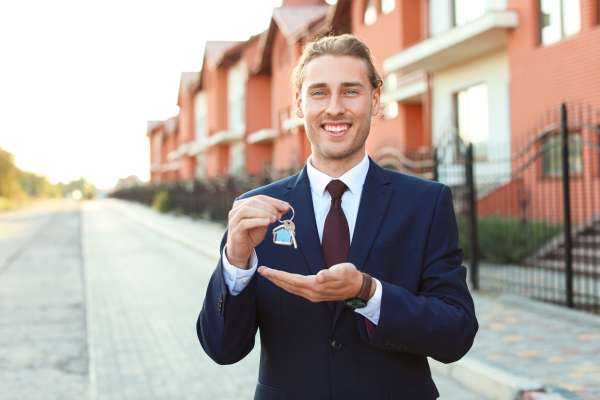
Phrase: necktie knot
[{"left": 326, "top": 180, "right": 348, "bottom": 200}]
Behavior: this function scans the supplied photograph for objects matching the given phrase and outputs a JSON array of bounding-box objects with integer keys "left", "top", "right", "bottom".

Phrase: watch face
[{"left": 344, "top": 298, "right": 367, "bottom": 309}]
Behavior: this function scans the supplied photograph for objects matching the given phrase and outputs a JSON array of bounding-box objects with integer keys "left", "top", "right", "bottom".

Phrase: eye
[
  {"left": 346, "top": 90, "right": 358, "bottom": 95},
  {"left": 313, "top": 91, "right": 325, "bottom": 96}
]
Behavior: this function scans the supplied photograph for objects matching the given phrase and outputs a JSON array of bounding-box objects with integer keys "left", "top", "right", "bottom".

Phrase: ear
[
  {"left": 371, "top": 87, "right": 381, "bottom": 116},
  {"left": 295, "top": 91, "right": 304, "bottom": 119}
]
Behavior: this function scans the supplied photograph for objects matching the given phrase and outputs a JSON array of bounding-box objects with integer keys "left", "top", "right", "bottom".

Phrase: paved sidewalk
[
  {"left": 83, "top": 200, "right": 260, "bottom": 400},
  {"left": 0, "top": 200, "right": 88, "bottom": 400},
  {"left": 467, "top": 293, "right": 600, "bottom": 398},
  {"left": 103, "top": 199, "right": 484, "bottom": 400}
]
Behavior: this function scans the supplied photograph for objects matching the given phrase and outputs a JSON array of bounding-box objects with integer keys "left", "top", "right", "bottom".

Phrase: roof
[
  {"left": 177, "top": 72, "right": 199, "bottom": 105},
  {"left": 179, "top": 72, "right": 198, "bottom": 89},
  {"left": 164, "top": 116, "right": 178, "bottom": 135},
  {"left": 272, "top": 5, "right": 329, "bottom": 39},
  {"left": 147, "top": 121, "right": 163, "bottom": 136},
  {"left": 205, "top": 41, "right": 245, "bottom": 68},
  {"left": 253, "top": 4, "right": 331, "bottom": 75}
]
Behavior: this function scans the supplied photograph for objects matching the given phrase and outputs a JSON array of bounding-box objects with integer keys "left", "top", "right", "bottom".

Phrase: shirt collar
[{"left": 306, "top": 152, "right": 370, "bottom": 198}]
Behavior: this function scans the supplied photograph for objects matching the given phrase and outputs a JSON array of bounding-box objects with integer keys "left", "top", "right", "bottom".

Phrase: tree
[{"left": 0, "top": 147, "right": 23, "bottom": 198}]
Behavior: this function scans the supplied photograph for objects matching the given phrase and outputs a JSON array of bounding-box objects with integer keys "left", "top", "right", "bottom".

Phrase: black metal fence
[
  {"left": 111, "top": 167, "right": 297, "bottom": 222},
  {"left": 436, "top": 103, "right": 600, "bottom": 314},
  {"left": 111, "top": 103, "right": 600, "bottom": 313}
]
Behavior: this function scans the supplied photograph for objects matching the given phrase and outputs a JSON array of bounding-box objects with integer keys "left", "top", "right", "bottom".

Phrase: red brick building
[{"left": 147, "top": 0, "right": 600, "bottom": 221}]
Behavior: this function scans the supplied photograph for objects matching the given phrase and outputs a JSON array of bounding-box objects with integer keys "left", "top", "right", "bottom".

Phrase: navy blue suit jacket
[{"left": 197, "top": 159, "right": 478, "bottom": 400}]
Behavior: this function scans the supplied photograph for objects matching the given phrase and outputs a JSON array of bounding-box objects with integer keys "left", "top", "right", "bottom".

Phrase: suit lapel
[
  {"left": 332, "top": 159, "right": 393, "bottom": 327},
  {"left": 282, "top": 167, "right": 335, "bottom": 315}
]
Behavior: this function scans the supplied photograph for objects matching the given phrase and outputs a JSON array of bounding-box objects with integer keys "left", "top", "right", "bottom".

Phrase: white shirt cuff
[
  {"left": 221, "top": 245, "right": 258, "bottom": 296},
  {"left": 354, "top": 278, "right": 382, "bottom": 325}
]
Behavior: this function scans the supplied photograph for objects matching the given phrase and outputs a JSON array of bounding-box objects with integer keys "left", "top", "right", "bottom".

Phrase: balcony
[
  {"left": 386, "top": 70, "right": 428, "bottom": 104},
  {"left": 281, "top": 115, "right": 304, "bottom": 131},
  {"left": 247, "top": 129, "right": 278, "bottom": 144},
  {"left": 383, "top": 10, "right": 518, "bottom": 73},
  {"left": 207, "top": 129, "right": 244, "bottom": 146}
]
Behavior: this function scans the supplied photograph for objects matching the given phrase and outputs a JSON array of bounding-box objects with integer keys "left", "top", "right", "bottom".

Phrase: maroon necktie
[
  {"left": 321, "top": 179, "right": 377, "bottom": 336},
  {"left": 321, "top": 180, "right": 350, "bottom": 269}
]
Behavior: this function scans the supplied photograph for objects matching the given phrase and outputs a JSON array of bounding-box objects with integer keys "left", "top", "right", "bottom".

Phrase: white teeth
[{"left": 324, "top": 125, "right": 348, "bottom": 132}]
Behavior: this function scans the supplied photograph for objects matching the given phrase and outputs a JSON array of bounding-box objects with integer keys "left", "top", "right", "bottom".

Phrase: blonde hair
[{"left": 291, "top": 34, "right": 383, "bottom": 94}]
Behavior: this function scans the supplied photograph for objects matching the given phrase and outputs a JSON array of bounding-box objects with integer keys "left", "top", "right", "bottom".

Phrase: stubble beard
[{"left": 305, "top": 117, "right": 371, "bottom": 162}]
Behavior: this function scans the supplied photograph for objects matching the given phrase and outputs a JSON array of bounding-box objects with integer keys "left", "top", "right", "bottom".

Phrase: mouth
[{"left": 321, "top": 123, "right": 352, "bottom": 137}]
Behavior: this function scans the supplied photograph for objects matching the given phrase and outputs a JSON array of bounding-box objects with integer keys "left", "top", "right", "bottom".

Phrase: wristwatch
[{"left": 344, "top": 272, "right": 372, "bottom": 309}]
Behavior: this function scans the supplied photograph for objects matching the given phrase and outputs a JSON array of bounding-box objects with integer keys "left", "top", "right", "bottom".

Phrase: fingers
[
  {"left": 259, "top": 267, "right": 340, "bottom": 302},
  {"left": 231, "top": 196, "right": 290, "bottom": 220},
  {"left": 316, "top": 270, "right": 328, "bottom": 284},
  {"left": 229, "top": 205, "right": 275, "bottom": 230}
]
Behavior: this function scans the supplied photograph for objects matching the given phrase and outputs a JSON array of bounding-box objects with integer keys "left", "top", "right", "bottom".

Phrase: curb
[
  {"left": 498, "top": 293, "right": 600, "bottom": 329},
  {"left": 429, "top": 357, "right": 543, "bottom": 400}
]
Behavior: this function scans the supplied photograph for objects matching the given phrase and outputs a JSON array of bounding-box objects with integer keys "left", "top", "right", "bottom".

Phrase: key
[{"left": 284, "top": 220, "right": 297, "bottom": 249}]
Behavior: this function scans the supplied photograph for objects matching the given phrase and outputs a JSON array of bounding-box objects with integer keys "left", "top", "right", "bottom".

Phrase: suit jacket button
[
  {"left": 401, "top": 344, "right": 408, "bottom": 351},
  {"left": 395, "top": 343, "right": 403, "bottom": 350},
  {"left": 389, "top": 340, "right": 397, "bottom": 348},
  {"left": 331, "top": 340, "right": 342, "bottom": 350},
  {"left": 383, "top": 338, "right": 391, "bottom": 346}
]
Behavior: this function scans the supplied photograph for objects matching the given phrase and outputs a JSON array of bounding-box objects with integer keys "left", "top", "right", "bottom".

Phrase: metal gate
[{"left": 435, "top": 103, "right": 600, "bottom": 314}]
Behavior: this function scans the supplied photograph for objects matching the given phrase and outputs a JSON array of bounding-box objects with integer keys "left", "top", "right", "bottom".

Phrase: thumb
[{"left": 316, "top": 269, "right": 329, "bottom": 284}]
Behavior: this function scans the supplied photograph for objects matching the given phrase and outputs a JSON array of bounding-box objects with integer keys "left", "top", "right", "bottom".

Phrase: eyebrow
[
  {"left": 341, "top": 81, "right": 365, "bottom": 88},
  {"left": 306, "top": 81, "right": 365, "bottom": 90}
]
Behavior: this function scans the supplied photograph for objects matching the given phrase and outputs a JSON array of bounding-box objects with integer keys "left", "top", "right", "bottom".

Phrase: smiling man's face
[{"left": 296, "top": 55, "right": 381, "bottom": 167}]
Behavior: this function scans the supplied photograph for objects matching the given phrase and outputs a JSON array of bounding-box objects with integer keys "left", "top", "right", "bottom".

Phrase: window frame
[
  {"left": 382, "top": 0, "right": 395, "bottom": 14},
  {"left": 453, "top": 82, "right": 490, "bottom": 162},
  {"left": 364, "top": 0, "right": 378, "bottom": 26},
  {"left": 538, "top": 0, "right": 582, "bottom": 46},
  {"left": 541, "top": 130, "right": 583, "bottom": 178}
]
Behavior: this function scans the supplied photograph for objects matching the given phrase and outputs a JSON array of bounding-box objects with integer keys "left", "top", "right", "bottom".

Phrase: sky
[{"left": 0, "top": 0, "right": 294, "bottom": 189}]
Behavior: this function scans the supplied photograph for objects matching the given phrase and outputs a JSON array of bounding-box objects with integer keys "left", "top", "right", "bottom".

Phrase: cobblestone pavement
[
  {"left": 0, "top": 200, "right": 88, "bottom": 400},
  {"left": 98, "top": 199, "right": 484, "bottom": 400},
  {"left": 469, "top": 293, "right": 600, "bottom": 398}
]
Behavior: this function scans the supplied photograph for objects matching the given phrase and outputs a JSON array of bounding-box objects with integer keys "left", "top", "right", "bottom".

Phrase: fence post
[
  {"left": 466, "top": 142, "right": 479, "bottom": 290},
  {"left": 561, "top": 103, "right": 574, "bottom": 308}
]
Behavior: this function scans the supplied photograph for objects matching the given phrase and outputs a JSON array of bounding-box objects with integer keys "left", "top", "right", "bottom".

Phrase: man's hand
[
  {"left": 257, "top": 263, "right": 376, "bottom": 302},
  {"left": 226, "top": 195, "right": 290, "bottom": 269}
]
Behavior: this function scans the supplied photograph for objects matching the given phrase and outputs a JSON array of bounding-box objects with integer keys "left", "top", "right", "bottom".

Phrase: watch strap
[{"left": 357, "top": 272, "right": 372, "bottom": 301}]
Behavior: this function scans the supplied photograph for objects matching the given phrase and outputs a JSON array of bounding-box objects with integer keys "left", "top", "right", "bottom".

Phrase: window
[
  {"left": 539, "top": 0, "right": 581, "bottom": 45},
  {"left": 382, "top": 0, "right": 395, "bottom": 14},
  {"left": 454, "top": 0, "right": 485, "bottom": 26},
  {"left": 429, "top": 0, "right": 485, "bottom": 36},
  {"left": 229, "top": 141, "right": 246, "bottom": 176},
  {"left": 227, "top": 60, "right": 246, "bottom": 134},
  {"left": 194, "top": 92, "right": 206, "bottom": 147},
  {"left": 153, "top": 133, "right": 162, "bottom": 166},
  {"left": 196, "top": 154, "right": 206, "bottom": 177},
  {"left": 384, "top": 101, "right": 399, "bottom": 120},
  {"left": 542, "top": 131, "right": 583, "bottom": 176},
  {"left": 455, "top": 83, "right": 489, "bottom": 160},
  {"left": 364, "top": 0, "right": 377, "bottom": 25}
]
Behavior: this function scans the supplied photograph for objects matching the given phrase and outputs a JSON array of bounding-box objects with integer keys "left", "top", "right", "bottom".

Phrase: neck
[{"left": 310, "top": 148, "right": 365, "bottom": 178}]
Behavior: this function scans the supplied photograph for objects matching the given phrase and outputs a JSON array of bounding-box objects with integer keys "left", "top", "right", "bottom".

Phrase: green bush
[
  {"left": 152, "top": 191, "right": 170, "bottom": 213},
  {"left": 457, "top": 216, "right": 563, "bottom": 264}
]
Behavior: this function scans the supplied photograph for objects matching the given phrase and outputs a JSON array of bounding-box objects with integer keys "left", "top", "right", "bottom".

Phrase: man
[{"left": 197, "top": 34, "right": 478, "bottom": 400}]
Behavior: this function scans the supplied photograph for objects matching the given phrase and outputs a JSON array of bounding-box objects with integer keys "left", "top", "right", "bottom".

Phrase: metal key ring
[{"left": 278, "top": 205, "right": 294, "bottom": 223}]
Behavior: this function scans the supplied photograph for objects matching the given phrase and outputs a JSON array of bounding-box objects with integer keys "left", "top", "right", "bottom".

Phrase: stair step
[{"left": 524, "top": 259, "right": 600, "bottom": 275}]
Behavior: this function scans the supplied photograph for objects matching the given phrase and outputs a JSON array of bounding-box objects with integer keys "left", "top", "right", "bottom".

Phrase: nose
[{"left": 325, "top": 92, "right": 345, "bottom": 116}]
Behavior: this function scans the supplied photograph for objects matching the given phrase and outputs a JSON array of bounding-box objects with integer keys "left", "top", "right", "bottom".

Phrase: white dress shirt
[{"left": 221, "top": 152, "right": 383, "bottom": 325}]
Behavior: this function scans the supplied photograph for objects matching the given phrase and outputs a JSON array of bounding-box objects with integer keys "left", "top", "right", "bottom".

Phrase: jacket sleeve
[
  {"left": 196, "top": 230, "right": 259, "bottom": 365},
  {"left": 359, "top": 185, "right": 478, "bottom": 363}
]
